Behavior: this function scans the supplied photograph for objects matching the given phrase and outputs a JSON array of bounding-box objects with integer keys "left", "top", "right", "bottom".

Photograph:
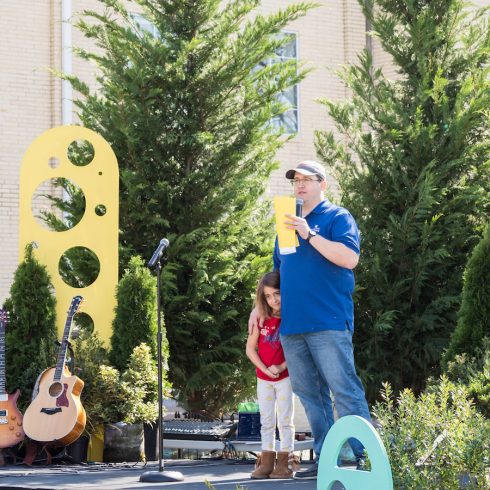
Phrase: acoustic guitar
[
  {"left": 23, "top": 296, "right": 86, "bottom": 446},
  {"left": 0, "top": 309, "right": 25, "bottom": 448}
]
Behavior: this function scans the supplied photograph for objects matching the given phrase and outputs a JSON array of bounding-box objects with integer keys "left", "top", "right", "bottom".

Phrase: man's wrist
[{"left": 306, "top": 229, "right": 317, "bottom": 243}]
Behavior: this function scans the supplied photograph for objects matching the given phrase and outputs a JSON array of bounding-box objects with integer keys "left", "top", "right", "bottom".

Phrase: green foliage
[
  {"left": 40, "top": 178, "right": 86, "bottom": 232},
  {"left": 315, "top": 0, "right": 490, "bottom": 400},
  {"left": 84, "top": 342, "right": 162, "bottom": 425},
  {"left": 444, "top": 224, "right": 490, "bottom": 363},
  {"left": 72, "top": 329, "right": 110, "bottom": 432},
  {"left": 110, "top": 256, "right": 159, "bottom": 371},
  {"left": 88, "top": 364, "right": 123, "bottom": 425},
  {"left": 120, "top": 343, "right": 163, "bottom": 424},
  {"left": 444, "top": 338, "right": 490, "bottom": 418},
  {"left": 2, "top": 244, "right": 57, "bottom": 409},
  {"left": 64, "top": 0, "right": 315, "bottom": 413},
  {"left": 373, "top": 379, "right": 490, "bottom": 489}
]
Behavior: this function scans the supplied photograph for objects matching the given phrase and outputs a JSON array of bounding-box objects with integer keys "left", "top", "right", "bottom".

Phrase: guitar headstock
[
  {"left": 0, "top": 309, "right": 8, "bottom": 328},
  {"left": 67, "top": 296, "right": 84, "bottom": 320}
]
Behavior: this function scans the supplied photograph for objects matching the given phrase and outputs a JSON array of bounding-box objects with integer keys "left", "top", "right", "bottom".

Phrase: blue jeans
[{"left": 280, "top": 329, "right": 371, "bottom": 459}]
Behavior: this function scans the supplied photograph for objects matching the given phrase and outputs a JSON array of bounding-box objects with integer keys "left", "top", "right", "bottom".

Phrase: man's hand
[
  {"left": 285, "top": 213, "right": 359, "bottom": 269},
  {"left": 285, "top": 214, "right": 310, "bottom": 240},
  {"left": 248, "top": 307, "right": 263, "bottom": 334}
]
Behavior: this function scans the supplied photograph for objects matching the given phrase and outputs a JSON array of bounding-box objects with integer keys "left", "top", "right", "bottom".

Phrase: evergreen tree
[
  {"left": 110, "top": 256, "right": 160, "bottom": 371},
  {"left": 443, "top": 224, "right": 490, "bottom": 363},
  {"left": 2, "top": 244, "right": 57, "bottom": 408},
  {"left": 64, "top": 0, "right": 313, "bottom": 412},
  {"left": 315, "top": 0, "right": 489, "bottom": 400}
]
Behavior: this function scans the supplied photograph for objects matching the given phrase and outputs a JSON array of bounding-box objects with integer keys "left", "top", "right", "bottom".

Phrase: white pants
[{"left": 257, "top": 376, "right": 295, "bottom": 452}]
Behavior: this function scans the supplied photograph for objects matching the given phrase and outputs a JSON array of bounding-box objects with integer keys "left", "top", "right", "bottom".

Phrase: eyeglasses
[{"left": 290, "top": 178, "right": 321, "bottom": 187}]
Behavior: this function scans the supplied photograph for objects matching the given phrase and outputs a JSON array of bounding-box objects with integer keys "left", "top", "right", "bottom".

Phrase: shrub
[
  {"left": 2, "top": 244, "right": 57, "bottom": 408},
  {"left": 444, "top": 224, "right": 490, "bottom": 364},
  {"left": 373, "top": 378, "right": 489, "bottom": 489},
  {"left": 119, "top": 343, "right": 165, "bottom": 425},
  {"left": 110, "top": 256, "right": 160, "bottom": 371},
  {"left": 444, "top": 338, "right": 490, "bottom": 419},
  {"left": 72, "top": 329, "right": 110, "bottom": 433},
  {"left": 87, "top": 343, "right": 164, "bottom": 426}
]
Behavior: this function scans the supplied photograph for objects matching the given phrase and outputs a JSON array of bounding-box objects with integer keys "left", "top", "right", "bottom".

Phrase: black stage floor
[{"left": 0, "top": 459, "right": 349, "bottom": 489}]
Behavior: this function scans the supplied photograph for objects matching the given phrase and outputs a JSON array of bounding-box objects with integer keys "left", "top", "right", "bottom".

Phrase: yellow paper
[{"left": 274, "top": 196, "right": 299, "bottom": 254}]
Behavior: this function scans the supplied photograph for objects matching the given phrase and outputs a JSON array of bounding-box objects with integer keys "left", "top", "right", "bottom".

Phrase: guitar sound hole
[{"left": 49, "top": 382, "right": 63, "bottom": 397}]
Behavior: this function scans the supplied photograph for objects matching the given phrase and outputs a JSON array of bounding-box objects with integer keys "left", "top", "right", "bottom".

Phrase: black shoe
[{"left": 293, "top": 461, "right": 318, "bottom": 480}]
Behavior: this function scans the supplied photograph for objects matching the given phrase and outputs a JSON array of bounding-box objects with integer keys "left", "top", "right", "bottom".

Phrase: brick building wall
[{"left": 0, "top": 1, "right": 57, "bottom": 304}]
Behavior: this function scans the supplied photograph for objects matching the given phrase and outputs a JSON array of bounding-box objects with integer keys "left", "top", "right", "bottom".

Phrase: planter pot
[
  {"left": 144, "top": 421, "right": 158, "bottom": 462},
  {"left": 103, "top": 422, "right": 144, "bottom": 463},
  {"left": 87, "top": 424, "right": 104, "bottom": 462},
  {"left": 66, "top": 434, "right": 89, "bottom": 463}
]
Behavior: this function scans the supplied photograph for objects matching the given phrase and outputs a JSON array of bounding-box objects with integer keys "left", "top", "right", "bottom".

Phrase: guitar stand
[{"left": 22, "top": 439, "right": 81, "bottom": 466}]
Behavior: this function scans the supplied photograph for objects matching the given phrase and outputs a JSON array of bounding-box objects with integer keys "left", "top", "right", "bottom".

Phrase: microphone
[
  {"left": 147, "top": 238, "right": 170, "bottom": 268},
  {"left": 296, "top": 198, "right": 304, "bottom": 217}
]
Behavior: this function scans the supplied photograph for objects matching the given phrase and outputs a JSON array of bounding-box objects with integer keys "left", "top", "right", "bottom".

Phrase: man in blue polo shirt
[{"left": 249, "top": 160, "right": 371, "bottom": 479}]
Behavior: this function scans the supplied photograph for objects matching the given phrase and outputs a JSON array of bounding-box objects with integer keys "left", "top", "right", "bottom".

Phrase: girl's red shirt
[{"left": 256, "top": 316, "right": 289, "bottom": 382}]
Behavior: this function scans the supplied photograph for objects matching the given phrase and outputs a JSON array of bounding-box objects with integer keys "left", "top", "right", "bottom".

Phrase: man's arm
[
  {"left": 248, "top": 307, "right": 261, "bottom": 334},
  {"left": 307, "top": 235, "right": 359, "bottom": 269},
  {"left": 285, "top": 214, "right": 359, "bottom": 269}
]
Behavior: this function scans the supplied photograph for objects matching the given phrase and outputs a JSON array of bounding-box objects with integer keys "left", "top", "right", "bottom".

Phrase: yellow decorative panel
[{"left": 19, "top": 126, "right": 118, "bottom": 344}]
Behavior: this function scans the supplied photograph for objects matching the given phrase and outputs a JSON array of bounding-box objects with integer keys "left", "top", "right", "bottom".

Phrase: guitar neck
[
  {"left": 0, "top": 320, "right": 5, "bottom": 396},
  {"left": 53, "top": 297, "right": 82, "bottom": 382},
  {"left": 54, "top": 318, "right": 73, "bottom": 381}
]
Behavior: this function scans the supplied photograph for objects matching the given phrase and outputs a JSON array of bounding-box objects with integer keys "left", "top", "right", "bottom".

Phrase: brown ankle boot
[
  {"left": 251, "top": 450, "right": 276, "bottom": 479},
  {"left": 269, "top": 451, "right": 294, "bottom": 479}
]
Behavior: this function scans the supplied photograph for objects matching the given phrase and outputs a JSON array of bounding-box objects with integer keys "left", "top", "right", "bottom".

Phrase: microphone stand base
[{"left": 140, "top": 470, "right": 184, "bottom": 483}]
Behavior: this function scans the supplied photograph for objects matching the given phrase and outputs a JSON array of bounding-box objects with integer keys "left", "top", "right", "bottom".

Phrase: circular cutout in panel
[
  {"left": 71, "top": 312, "right": 94, "bottom": 337},
  {"left": 95, "top": 204, "right": 107, "bottom": 216},
  {"left": 67, "top": 139, "right": 95, "bottom": 167},
  {"left": 59, "top": 246, "right": 100, "bottom": 288},
  {"left": 31, "top": 178, "right": 86, "bottom": 231},
  {"left": 49, "top": 157, "right": 60, "bottom": 169}
]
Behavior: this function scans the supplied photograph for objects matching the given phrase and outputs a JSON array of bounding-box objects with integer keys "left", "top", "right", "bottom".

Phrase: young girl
[{"left": 246, "top": 271, "right": 298, "bottom": 479}]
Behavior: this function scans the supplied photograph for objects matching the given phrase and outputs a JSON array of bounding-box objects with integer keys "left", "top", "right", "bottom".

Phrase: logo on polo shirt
[{"left": 312, "top": 225, "right": 320, "bottom": 233}]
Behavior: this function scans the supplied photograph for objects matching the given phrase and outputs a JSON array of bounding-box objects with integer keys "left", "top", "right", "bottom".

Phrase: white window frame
[
  {"left": 270, "top": 31, "right": 300, "bottom": 135},
  {"left": 130, "top": 12, "right": 159, "bottom": 38}
]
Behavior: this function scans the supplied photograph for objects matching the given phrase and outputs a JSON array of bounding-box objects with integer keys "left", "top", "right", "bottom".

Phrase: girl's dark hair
[{"left": 255, "top": 271, "right": 280, "bottom": 318}]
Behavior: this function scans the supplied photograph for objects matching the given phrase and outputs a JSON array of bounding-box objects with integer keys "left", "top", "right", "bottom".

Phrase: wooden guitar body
[
  {"left": 0, "top": 389, "right": 25, "bottom": 448},
  {"left": 23, "top": 366, "right": 86, "bottom": 446}
]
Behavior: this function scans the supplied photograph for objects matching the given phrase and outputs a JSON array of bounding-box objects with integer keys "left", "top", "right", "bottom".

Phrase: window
[
  {"left": 131, "top": 13, "right": 159, "bottom": 38},
  {"left": 259, "top": 32, "right": 299, "bottom": 134}
]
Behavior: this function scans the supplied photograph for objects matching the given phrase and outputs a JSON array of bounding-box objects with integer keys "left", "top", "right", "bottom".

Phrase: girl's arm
[{"left": 246, "top": 326, "right": 278, "bottom": 379}]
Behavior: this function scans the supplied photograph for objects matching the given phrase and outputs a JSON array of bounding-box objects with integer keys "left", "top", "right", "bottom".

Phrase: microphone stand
[{"left": 140, "top": 255, "right": 184, "bottom": 483}]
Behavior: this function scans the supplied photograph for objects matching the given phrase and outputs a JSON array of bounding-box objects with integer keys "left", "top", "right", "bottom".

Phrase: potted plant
[
  {"left": 71, "top": 329, "right": 110, "bottom": 462},
  {"left": 101, "top": 343, "right": 166, "bottom": 463}
]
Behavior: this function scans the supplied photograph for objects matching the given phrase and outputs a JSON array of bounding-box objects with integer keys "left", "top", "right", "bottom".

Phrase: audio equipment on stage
[
  {"left": 236, "top": 412, "right": 262, "bottom": 441},
  {"left": 0, "top": 310, "right": 25, "bottom": 448},
  {"left": 23, "top": 296, "right": 86, "bottom": 446},
  {"left": 163, "top": 419, "right": 237, "bottom": 441}
]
